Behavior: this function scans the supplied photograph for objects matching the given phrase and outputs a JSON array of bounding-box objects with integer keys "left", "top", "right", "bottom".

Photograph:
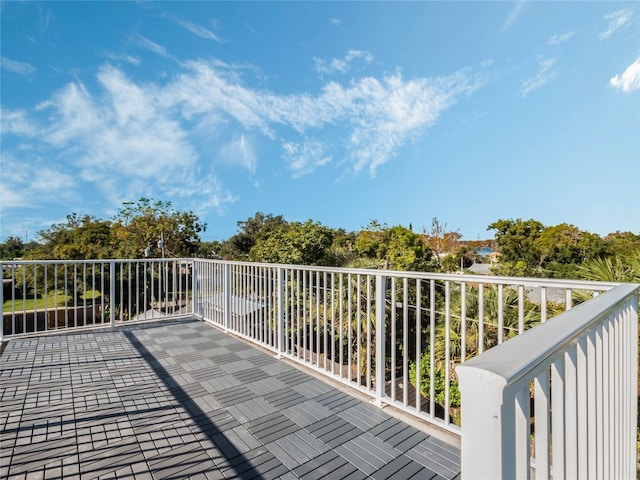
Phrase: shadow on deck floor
[{"left": 0, "top": 318, "right": 461, "bottom": 480}]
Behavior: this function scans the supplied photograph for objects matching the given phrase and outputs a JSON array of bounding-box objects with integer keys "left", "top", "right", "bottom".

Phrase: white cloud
[
  {"left": 0, "top": 57, "right": 36, "bottom": 76},
  {"left": 610, "top": 58, "right": 640, "bottom": 92},
  {"left": 134, "top": 34, "right": 172, "bottom": 58},
  {"left": 0, "top": 107, "right": 37, "bottom": 136},
  {"left": 600, "top": 9, "right": 633, "bottom": 39},
  {"left": 3, "top": 57, "right": 481, "bottom": 217},
  {"left": 104, "top": 52, "right": 140, "bottom": 65},
  {"left": 547, "top": 32, "right": 575, "bottom": 46},
  {"left": 0, "top": 153, "right": 76, "bottom": 208},
  {"left": 171, "top": 16, "right": 223, "bottom": 42},
  {"left": 501, "top": 1, "right": 526, "bottom": 34},
  {"left": 283, "top": 139, "right": 332, "bottom": 178},
  {"left": 521, "top": 57, "right": 557, "bottom": 97},
  {"left": 330, "top": 18, "right": 341, "bottom": 26},
  {"left": 314, "top": 50, "right": 374, "bottom": 75},
  {"left": 219, "top": 133, "right": 257, "bottom": 173}
]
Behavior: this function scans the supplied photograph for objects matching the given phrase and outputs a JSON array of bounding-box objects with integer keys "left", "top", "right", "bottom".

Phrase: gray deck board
[{"left": 0, "top": 318, "right": 461, "bottom": 479}]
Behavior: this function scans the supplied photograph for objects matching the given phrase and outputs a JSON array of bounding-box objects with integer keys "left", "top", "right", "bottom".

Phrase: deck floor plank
[{"left": 0, "top": 318, "right": 461, "bottom": 479}]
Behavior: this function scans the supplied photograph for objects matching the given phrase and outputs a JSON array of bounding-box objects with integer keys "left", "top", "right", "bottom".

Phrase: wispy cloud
[
  {"left": 283, "top": 139, "right": 332, "bottom": 178},
  {"left": 610, "top": 58, "right": 640, "bottom": 92},
  {"left": 0, "top": 57, "right": 36, "bottom": 76},
  {"left": 219, "top": 133, "right": 257, "bottom": 173},
  {"left": 547, "top": 32, "right": 575, "bottom": 46},
  {"left": 133, "top": 34, "right": 172, "bottom": 58},
  {"left": 600, "top": 9, "right": 633, "bottom": 40},
  {"left": 501, "top": 1, "right": 526, "bottom": 34},
  {"left": 330, "top": 18, "right": 341, "bottom": 26},
  {"left": 0, "top": 107, "right": 37, "bottom": 136},
  {"left": 3, "top": 57, "right": 482, "bottom": 216},
  {"left": 169, "top": 15, "right": 223, "bottom": 42},
  {"left": 314, "top": 50, "right": 374, "bottom": 75},
  {"left": 104, "top": 51, "right": 140, "bottom": 65},
  {"left": 0, "top": 153, "right": 76, "bottom": 209},
  {"left": 521, "top": 57, "right": 557, "bottom": 97}
]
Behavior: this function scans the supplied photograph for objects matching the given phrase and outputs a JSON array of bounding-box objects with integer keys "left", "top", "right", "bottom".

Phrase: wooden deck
[{"left": 0, "top": 318, "right": 461, "bottom": 479}]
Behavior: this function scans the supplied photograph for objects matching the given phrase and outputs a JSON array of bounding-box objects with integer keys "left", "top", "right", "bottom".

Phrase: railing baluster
[
  {"left": 444, "top": 280, "right": 451, "bottom": 424},
  {"left": 577, "top": 336, "right": 588, "bottom": 477},
  {"left": 534, "top": 369, "right": 550, "bottom": 479},
  {"left": 403, "top": 277, "right": 408, "bottom": 407},
  {"left": 375, "top": 274, "right": 386, "bottom": 405},
  {"left": 541, "top": 286, "right": 547, "bottom": 323},
  {"left": 461, "top": 282, "right": 466, "bottom": 363},
  {"left": 339, "top": 273, "right": 344, "bottom": 378},
  {"left": 416, "top": 278, "right": 421, "bottom": 414},
  {"left": 478, "top": 283, "right": 484, "bottom": 354},
  {"left": 366, "top": 274, "right": 371, "bottom": 391},
  {"left": 514, "top": 385, "right": 531, "bottom": 478},
  {"left": 429, "top": 279, "right": 435, "bottom": 417},
  {"left": 390, "top": 277, "right": 396, "bottom": 402},
  {"left": 551, "top": 358, "right": 565, "bottom": 479},
  {"left": 497, "top": 284, "right": 503, "bottom": 344},
  {"left": 348, "top": 274, "right": 352, "bottom": 382}
]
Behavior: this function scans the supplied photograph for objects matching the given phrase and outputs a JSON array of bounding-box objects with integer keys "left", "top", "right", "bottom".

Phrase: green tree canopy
[
  {"left": 249, "top": 220, "right": 336, "bottom": 265},
  {"left": 111, "top": 198, "right": 205, "bottom": 258},
  {"left": 26, "top": 214, "right": 113, "bottom": 260},
  {"left": 354, "top": 222, "right": 436, "bottom": 271},
  {"left": 488, "top": 218, "right": 545, "bottom": 272},
  {"left": 220, "top": 212, "right": 287, "bottom": 260},
  {"left": 0, "top": 236, "right": 33, "bottom": 260}
]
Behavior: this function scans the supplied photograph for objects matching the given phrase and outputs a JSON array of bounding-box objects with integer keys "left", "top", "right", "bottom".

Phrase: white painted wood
[{"left": 534, "top": 370, "right": 550, "bottom": 480}]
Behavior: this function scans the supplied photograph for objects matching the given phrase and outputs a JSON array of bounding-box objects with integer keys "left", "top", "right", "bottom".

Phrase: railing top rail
[
  {"left": 457, "top": 282, "right": 639, "bottom": 386},
  {"left": 2, "top": 258, "right": 620, "bottom": 292},
  {"left": 192, "top": 258, "right": 620, "bottom": 291},
  {"left": 1, "top": 258, "right": 194, "bottom": 266}
]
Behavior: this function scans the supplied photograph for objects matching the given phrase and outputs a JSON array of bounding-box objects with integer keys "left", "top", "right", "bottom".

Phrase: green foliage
[
  {"left": 27, "top": 214, "right": 113, "bottom": 260},
  {"left": 488, "top": 219, "right": 636, "bottom": 280},
  {"left": 354, "top": 223, "right": 436, "bottom": 271},
  {"left": 111, "top": 198, "right": 205, "bottom": 258},
  {"left": 221, "top": 212, "right": 287, "bottom": 260},
  {"left": 197, "top": 240, "right": 223, "bottom": 259},
  {"left": 578, "top": 253, "right": 640, "bottom": 283},
  {"left": 1, "top": 236, "right": 23, "bottom": 260},
  {"left": 249, "top": 220, "right": 336, "bottom": 266},
  {"left": 488, "top": 218, "right": 544, "bottom": 269},
  {"left": 604, "top": 231, "right": 640, "bottom": 260},
  {"left": 408, "top": 350, "right": 460, "bottom": 408}
]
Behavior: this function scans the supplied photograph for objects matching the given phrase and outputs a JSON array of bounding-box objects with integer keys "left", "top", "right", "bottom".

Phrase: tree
[
  {"left": 488, "top": 218, "right": 544, "bottom": 274},
  {"left": 604, "top": 231, "right": 640, "bottom": 259},
  {"left": 422, "top": 218, "right": 461, "bottom": 260},
  {"left": 249, "top": 220, "right": 336, "bottom": 265},
  {"left": 26, "top": 214, "right": 113, "bottom": 260},
  {"left": 197, "top": 240, "right": 223, "bottom": 259},
  {"left": 221, "top": 212, "right": 287, "bottom": 260},
  {"left": 111, "top": 198, "right": 205, "bottom": 258},
  {"left": 1, "top": 236, "right": 26, "bottom": 260},
  {"left": 353, "top": 223, "right": 436, "bottom": 271}
]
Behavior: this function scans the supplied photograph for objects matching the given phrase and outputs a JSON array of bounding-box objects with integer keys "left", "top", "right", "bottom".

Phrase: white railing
[
  {"left": 1, "top": 259, "right": 194, "bottom": 337},
  {"left": 456, "top": 282, "right": 638, "bottom": 479},
  {"left": 2, "top": 258, "right": 631, "bottom": 442},
  {"left": 190, "top": 259, "right": 622, "bottom": 433}
]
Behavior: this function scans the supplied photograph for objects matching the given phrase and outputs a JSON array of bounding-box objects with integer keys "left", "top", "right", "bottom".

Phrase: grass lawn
[{"left": 3, "top": 290, "right": 102, "bottom": 311}]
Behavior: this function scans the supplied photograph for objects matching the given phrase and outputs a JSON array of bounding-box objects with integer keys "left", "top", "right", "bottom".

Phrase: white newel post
[
  {"left": 456, "top": 365, "right": 514, "bottom": 479},
  {"left": 375, "top": 274, "right": 386, "bottom": 406}
]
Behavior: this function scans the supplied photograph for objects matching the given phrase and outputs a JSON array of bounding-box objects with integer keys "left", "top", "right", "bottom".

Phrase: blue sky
[{"left": 1, "top": 1, "right": 639, "bottom": 243}]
